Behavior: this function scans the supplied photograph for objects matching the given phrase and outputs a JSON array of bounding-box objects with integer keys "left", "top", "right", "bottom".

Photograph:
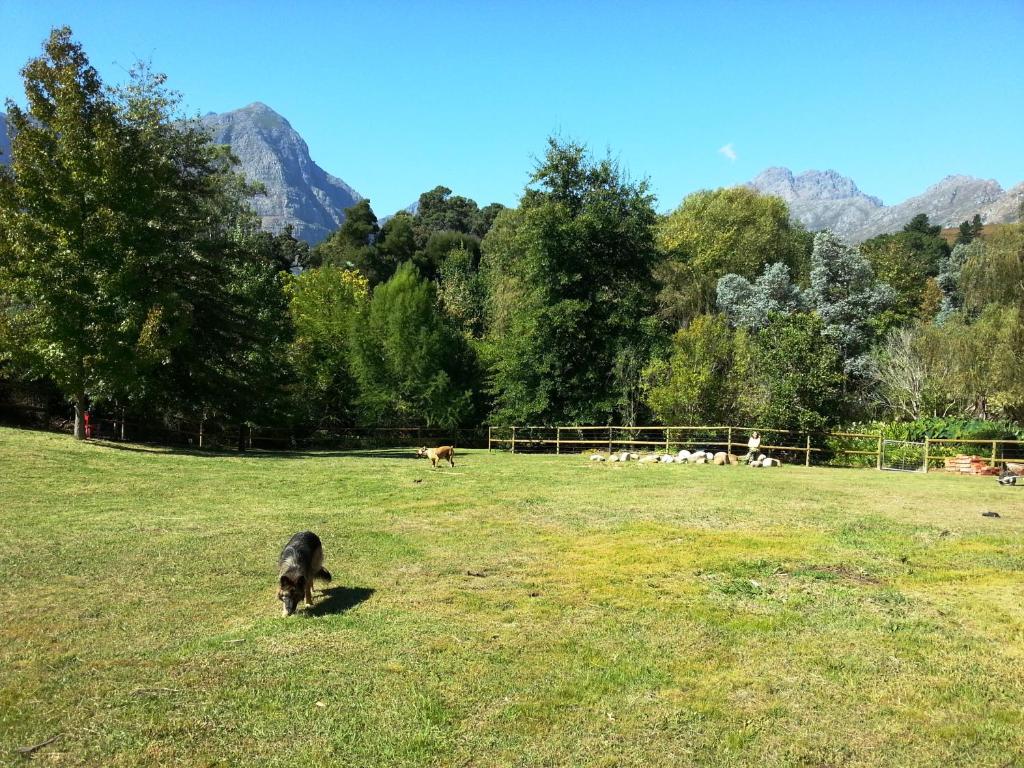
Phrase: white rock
[
  {"left": 589, "top": 454, "right": 605, "bottom": 462},
  {"left": 677, "top": 449, "right": 692, "bottom": 460},
  {"left": 628, "top": 452, "right": 640, "bottom": 461},
  {"left": 659, "top": 454, "right": 675, "bottom": 463}
]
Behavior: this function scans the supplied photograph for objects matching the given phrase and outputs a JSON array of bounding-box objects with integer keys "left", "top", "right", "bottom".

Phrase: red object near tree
[{"left": 83, "top": 411, "right": 92, "bottom": 439}]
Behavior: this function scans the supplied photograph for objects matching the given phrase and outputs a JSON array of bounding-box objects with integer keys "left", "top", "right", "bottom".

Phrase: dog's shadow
[{"left": 308, "top": 586, "right": 374, "bottom": 617}]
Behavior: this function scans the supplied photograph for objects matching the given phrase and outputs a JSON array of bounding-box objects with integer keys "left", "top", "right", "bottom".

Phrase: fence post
[
  {"left": 488, "top": 426, "right": 492, "bottom": 453},
  {"left": 876, "top": 435, "right": 882, "bottom": 470},
  {"left": 805, "top": 434, "right": 811, "bottom": 467},
  {"left": 727, "top": 427, "right": 733, "bottom": 457},
  {"left": 511, "top": 426, "right": 516, "bottom": 454},
  {"left": 199, "top": 419, "right": 204, "bottom": 449},
  {"left": 991, "top": 440, "right": 998, "bottom": 467},
  {"left": 556, "top": 426, "right": 561, "bottom": 455},
  {"left": 608, "top": 425, "right": 613, "bottom": 453},
  {"left": 923, "top": 437, "right": 930, "bottom": 473}
]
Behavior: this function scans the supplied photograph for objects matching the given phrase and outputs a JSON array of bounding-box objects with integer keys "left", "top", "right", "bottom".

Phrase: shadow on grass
[
  {"left": 90, "top": 441, "right": 436, "bottom": 460},
  {"left": 309, "top": 586, "right": 375, "bottom": 617}
]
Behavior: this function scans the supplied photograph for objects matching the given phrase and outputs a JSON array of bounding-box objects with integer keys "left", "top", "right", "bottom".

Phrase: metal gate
[{"left": 880, "top": 439, "right": 927, "bottom": 472}]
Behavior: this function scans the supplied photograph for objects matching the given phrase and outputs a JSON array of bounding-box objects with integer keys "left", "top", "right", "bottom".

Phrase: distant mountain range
[
  {"left": 747, "top": 167, "right": 1023, "bottom": 242},
  {"left": 199, "top": 103, "right": 362, "bottom": 244},
  {"left": 2, "top": 105, "right": 1021, "bottom": 245}
]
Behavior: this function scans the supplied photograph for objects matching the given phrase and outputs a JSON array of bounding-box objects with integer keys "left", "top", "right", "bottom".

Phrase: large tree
[
  {"left": 349, "top": 262, "right": 477, "bottom": 427},
  {"left": 642, "top": 314, "right": 747, "bottom": 426},
  {"left": 745, "top": 313, "right": 844, "bottom": 432},
  {"left": 655, "top": 187, "right": 809, "bottom": 327},
  {"left": 0, "top": 29, "right": 292, "bottom": 440},
  {"left": 480, "top": 138, "right": 659, "bottom": 425},
  {"left": 806, "top": 231, "right": 894, "bottom": 381},
  {"left": 287, "top": 266, "right": 368, "bottom": 427}
]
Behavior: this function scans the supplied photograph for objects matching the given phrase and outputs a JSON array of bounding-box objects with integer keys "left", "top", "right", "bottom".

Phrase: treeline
[{"left": 2, "top": 29, "right": 1023, "bottom": 442}]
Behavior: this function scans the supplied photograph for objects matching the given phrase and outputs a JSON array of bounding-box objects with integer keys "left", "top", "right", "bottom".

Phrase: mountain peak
[
  {"left": 747, "top": 166, "right": 1019, "bottom": 242},
  {"left": 750, "top": 166, "right": 881, "bottom": 205},
  {"left": 200, "top": 105, "right": 359, "bottom": 244}
]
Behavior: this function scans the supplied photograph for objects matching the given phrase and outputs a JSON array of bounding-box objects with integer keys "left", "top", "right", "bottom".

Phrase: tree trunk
[{"left": 73, "top": 396, "right": 86, "bottom": 440}]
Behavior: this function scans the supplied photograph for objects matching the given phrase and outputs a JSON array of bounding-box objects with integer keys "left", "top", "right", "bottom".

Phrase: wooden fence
[{"left": 487, "top": 425, "right": 1024, "bottom": 472}]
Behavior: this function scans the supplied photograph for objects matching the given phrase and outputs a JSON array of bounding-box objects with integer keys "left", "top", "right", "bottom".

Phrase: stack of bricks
[{"left": 943, "top": 454, "right": 1001, "bottom": 476}]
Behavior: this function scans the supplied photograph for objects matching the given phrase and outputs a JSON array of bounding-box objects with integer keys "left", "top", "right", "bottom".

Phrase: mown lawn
[{"left": 1, "top": 427, "right": 1023, "bottom": 767}]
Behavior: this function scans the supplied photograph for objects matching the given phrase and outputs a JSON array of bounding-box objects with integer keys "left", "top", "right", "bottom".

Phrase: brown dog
[{"left": 416, "top": 445, "right": 456, "bottom": 469}]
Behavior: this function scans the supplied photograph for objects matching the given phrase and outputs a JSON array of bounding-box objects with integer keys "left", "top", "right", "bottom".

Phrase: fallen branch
[
  {"left": 130, "top": 687, "right": 181, "bottom": 696},
  {"left": 15, "top": 734, "right": 60, "bottom": 756}
]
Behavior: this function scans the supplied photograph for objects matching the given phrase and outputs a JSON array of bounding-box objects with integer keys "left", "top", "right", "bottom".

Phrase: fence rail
[
  {"left": 2, "top": 396, "right": 1021, "bottom": 469},
  {"left": 487, "top": 425, "right": 1024, "bottom": 472}
]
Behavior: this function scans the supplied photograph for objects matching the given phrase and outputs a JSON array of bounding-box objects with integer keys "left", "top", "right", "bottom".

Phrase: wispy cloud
[{"left": 718, "top": 143, "right": 737, "bottom": 162}]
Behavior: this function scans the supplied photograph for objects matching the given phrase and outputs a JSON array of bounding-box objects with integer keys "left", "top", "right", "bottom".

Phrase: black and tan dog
[
  {"left": 416, "top": 445, "right": 456, "bottom": 469},
  {"left": 277, "top": 531, "right": 332, "bottom": 616}
]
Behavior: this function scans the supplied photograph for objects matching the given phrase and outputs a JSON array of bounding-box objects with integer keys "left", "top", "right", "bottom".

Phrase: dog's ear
[{"left": 279, "top": 574, "right": 293, "bottom": 589}]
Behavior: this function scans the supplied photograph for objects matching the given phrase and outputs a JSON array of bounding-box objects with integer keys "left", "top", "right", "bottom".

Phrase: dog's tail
[{"left": 316, "top": 567, "right": 332, "bottom": 582}]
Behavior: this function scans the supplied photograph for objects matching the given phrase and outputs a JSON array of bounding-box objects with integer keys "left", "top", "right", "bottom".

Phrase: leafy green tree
[
  {"left": 871, "top": 306, "right": 1024, "bottom": 421},
  {"left": 960, "top": 222, "right": 1024, "bottom": 313},
  {"left": 642, "top": 314, "right": 745, "bottom": 425},
  {"left": 745, "top": 313, "right": 844, "bottom": 431},
  {"left": 954, "top": 214, "right": 983, "bottom": 246},
  {"left": 349, "top": 262, "right": 477, "bottom": 427},
  {"left": 475, "top": 203, "right": 507, "bottom": 238},
  {"left": 437, "top": 246, "right": 484, "bottom": 337},
  {"left": 0, "top": 29, "right": 125, "bottom": 437},
  {"left": 253, "top": 224, "right": 309, "bottom": 272},
  {"left": 312, "top": 199, "right": 392, "bottom": 283},
  {"left": 414, "top": 185, "right": 479, "bottom": 245},
  {"left": 655, "top": 187, "right": 808, "bottom": 327},
  {"left": 143, "top": 165, "right": 295, "bottom": 440},
  {"left": 859, "top": 234, "right": 930, "bottom": 323},
  {"left": 0, "top": 29, "right": 274, "bottom": 438},
  {"left": 417, "top": 231, "right": 480, "bottom": 281},
  {"left": 376, "top": 212, "right": 416, "bottom": 278},
  {"left": 287, "top": 266, "right": 368, "bottom": 427},
  {"left": 904, "top": 213, "right": 942, "bottom": 237},
  {"left": 480, "top": 138, "right": 659, "bottom": 425}
]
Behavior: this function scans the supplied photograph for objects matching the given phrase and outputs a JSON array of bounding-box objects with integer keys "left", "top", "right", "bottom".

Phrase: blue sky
[{"left": 2, "top": 1, "right": 1022, "bottom": 216}]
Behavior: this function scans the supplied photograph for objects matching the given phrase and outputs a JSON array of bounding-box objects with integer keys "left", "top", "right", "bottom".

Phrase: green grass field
[{"left": 2, "top": 427, "right": 1023, "bottom": 767}]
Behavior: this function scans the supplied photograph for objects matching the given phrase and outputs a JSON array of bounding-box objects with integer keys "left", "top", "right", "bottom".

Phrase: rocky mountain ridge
[
  {"left": 748, "top": 167, "right": 1022, "bottom": 242},
  {"left": 199, "top": 102, "right": 361, "bottom": 244}
]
